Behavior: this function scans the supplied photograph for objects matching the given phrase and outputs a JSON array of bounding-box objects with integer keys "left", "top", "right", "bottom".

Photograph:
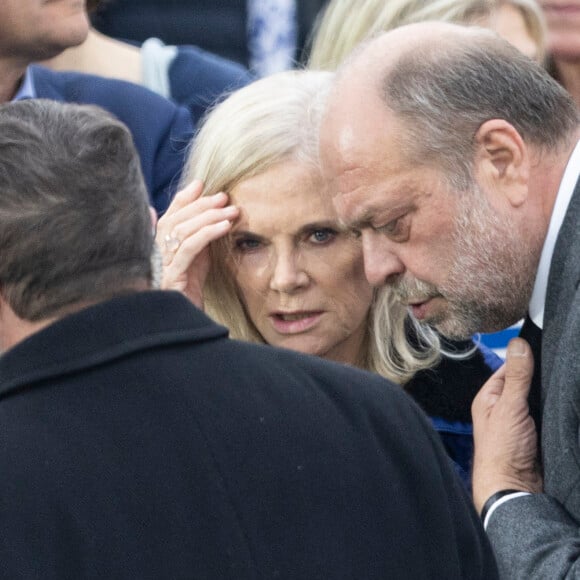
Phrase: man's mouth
[{"left": 407, "top": 297, "right": 440, "bottom": 321}]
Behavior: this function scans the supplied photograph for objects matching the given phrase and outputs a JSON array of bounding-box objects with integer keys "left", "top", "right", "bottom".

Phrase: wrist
[
  {"left": 472, "top": 468, "right": 540, "bottom": 512},
  {"left": 480, "top": 489, "right": 531, "bottom": 525}
]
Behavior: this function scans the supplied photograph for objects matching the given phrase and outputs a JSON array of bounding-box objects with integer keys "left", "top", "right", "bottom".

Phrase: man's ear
[{"left": 474, "top": 119, "right": 529, "bottom": 207}]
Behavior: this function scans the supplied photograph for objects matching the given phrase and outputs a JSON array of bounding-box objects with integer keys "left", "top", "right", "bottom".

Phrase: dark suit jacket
[
  {"left": 92, "top": 0, "right": 329, "bottom": 67},
  {"left": 167, "top": 44, "right": 253, "bottom": 123},
  {"left": 0, "top": 291, "right": 497, "bottom": 579},
  {"left": 487, "top": 176, "right": 580, "bottom": 578},
  {"left": 30, "top": 65, "right": 194, "bottom": 215}
]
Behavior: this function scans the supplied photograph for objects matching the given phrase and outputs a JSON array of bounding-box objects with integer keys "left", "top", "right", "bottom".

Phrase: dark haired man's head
[{"left": 0, "top": 99, "right": 154, "bottom": 322}]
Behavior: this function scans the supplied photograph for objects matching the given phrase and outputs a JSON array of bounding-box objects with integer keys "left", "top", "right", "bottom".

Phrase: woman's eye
[
  {"left": 234, "top": 238, "right": 261, "bottom": 252},
  {"left": 309, "top": 228, "right": 336, "bottom": 244}
]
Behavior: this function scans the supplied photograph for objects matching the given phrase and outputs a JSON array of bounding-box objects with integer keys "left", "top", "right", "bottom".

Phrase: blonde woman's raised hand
[{"left": 156, "top": 180, "right": 238, "bottom": 309}]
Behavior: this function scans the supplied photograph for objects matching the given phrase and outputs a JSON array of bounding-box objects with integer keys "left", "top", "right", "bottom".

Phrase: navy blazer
[
  {"left": 167, "top": 44, "right": 254, "bottom": 123},
  {"left": 30, "top": 65, "right": 194, "bottom": 214},
  {"left": 0, "top": 291, "right": 498, "bottom": 579}
]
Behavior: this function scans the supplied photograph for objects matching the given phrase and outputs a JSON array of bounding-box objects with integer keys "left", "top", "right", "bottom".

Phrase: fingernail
[{"left": 508, "top": 339, "right": 527, "bottom": 357}]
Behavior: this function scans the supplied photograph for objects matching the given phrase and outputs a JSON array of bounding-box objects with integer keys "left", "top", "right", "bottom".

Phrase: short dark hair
[
  {"left": 382, "top": 29, "right": 580, "bottom": 189},
  {"left": 0, "top": 99, "right": 153, "bottom": 321}
]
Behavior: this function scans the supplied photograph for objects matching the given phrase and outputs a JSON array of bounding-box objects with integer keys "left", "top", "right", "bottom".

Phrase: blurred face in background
[
  {"left": 226, "top": 159, "right": 373, "bottom": 365},
  {"left": 486, "top": 3, "right": 540, "bottom": 61},
  {"left": 541, "top": 1, "right": 580, "bottom": 59},
  {"left": 0, "top": 0, "right": 89, "bottom": 62}
]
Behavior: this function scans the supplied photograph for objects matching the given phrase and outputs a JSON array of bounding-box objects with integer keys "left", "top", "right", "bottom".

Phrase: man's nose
[{"left": 362, "top": 230, "right": 405, "bottom": 287}]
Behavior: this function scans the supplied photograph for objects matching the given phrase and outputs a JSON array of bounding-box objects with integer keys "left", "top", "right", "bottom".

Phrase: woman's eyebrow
[{"left": 296, "top": 219, "right": 341, "bottom": 234}]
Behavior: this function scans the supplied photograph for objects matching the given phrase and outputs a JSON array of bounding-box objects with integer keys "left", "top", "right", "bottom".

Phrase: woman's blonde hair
[
  {"left": 182, "top": 69, "right": 439, "bottom": 384},
  {"left": 308, "top": 0, "right": 545, "bottom": 70}
]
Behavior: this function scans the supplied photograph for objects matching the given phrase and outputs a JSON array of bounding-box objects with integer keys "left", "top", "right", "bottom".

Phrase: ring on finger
[{"left": 164, "top": 233, "right": 181, "bottom": 253}]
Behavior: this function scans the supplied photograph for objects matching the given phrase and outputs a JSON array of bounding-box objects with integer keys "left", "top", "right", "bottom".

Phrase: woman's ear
[{"left": 474, "top": 119, "right": 530, "bottom": 207}]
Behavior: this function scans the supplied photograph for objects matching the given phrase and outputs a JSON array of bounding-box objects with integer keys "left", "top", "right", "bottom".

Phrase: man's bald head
[
  {"left": 336, "top": 21, "right": 480, "bottom": 83},
  {"left": 323, "top": 21, "right": 578, "bottom": 190}
]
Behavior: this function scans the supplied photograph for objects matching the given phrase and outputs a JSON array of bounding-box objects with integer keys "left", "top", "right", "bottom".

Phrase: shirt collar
[
  {"left": 529, "top": 138, "right": 580, "bottom": 328},
  {"left": 12, "top": 66, "right": 36, "bottom": 101}
]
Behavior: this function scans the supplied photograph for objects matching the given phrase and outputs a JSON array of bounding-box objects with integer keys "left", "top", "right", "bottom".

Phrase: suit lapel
[{"left": 542, "top": 176, "right": 580, "bottom": 396}]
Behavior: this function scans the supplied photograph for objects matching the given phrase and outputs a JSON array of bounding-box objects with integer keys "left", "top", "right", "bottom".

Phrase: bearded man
[{"left": 320, "top": 22, "right": 580, "bottom": 579}]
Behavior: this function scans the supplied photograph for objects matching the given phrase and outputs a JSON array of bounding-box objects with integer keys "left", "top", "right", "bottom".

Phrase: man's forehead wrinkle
[
  {"left": 337, "top": 166, "right": 371, "bottom": 199},
  {"left": 335, "top": 180, "right": 376, "bottom": 224}
]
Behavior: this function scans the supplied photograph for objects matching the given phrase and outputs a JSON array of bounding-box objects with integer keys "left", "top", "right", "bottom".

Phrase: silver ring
[{"left": 164, "top": 233, "right": 181, "bottom": 253}]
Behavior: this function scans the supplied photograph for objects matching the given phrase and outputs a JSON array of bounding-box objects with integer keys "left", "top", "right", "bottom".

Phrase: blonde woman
[
  {"left": 308, "top": 0, "right": 546, "bottom": 70},
  {"left": 157, "top": 69, "right": 502, "bottom": 485}
]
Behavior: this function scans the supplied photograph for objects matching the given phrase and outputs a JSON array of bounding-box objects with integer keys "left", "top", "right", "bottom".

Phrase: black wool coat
[{"left": 0, "top": 291, "right": 497, "bottom": 579}]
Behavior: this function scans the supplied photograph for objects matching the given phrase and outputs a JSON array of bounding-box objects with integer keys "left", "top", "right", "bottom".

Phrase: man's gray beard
[{"left": 393, "top": 188, "right": 539, "bottom": 339}]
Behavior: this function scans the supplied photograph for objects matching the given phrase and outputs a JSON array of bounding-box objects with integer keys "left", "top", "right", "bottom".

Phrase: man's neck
[
  {"left": 528, "top": 131, "right": 580, "bottom": 225},
  {"left": 41, "top": 28, "right": 142, "bottom": 85},
  {"left": 0, "top": 57, "right": 29, "bottom": 103},
  {"left": 0, "top": 306, "right": 55, "bottom": 353}
]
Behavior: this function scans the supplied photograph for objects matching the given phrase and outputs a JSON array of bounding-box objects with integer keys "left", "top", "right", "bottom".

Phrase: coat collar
[{"left": 0, "top": 291, "right": 228, "bottom": 399}]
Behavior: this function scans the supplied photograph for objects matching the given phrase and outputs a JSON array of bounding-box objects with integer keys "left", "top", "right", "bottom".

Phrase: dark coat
[
  {"left": 408, "top": 338, "right": 503, "bottom": 487},
  {"left": 30, "top": 65, "right": 194, "bottom": 215},
  {"left": 0, "top": 291, "right": 497, "bottom": 579},
  {"left": 92, "top": 0, "right": 329, "bottom": 67}
]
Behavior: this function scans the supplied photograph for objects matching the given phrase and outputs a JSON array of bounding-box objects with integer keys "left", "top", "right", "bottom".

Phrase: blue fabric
[
  {"left": 476, "top": 339, "right": 505, "bottom": 370},
  {"left": 479, "top": 321, "right": 523, "bottom": 358},
  {"left": 407, "top": 339, "right": 503, "bottom": 489},
  {"left": 168, "top": 45, "right": 254, "bottom": 123},
  {"left": 431, "top": 417, "right": 474, "bottom": 489},
  {"left": 29, "top": 65, "right": 194, "bottom": 215},
  {"left": 247, "top": 0, "right": 297, "bottom": 76}
]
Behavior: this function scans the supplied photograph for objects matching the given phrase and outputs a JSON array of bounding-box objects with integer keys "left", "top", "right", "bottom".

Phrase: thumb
[{"left": 502, "top": 337, "right": 534, "bottom": 401}]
